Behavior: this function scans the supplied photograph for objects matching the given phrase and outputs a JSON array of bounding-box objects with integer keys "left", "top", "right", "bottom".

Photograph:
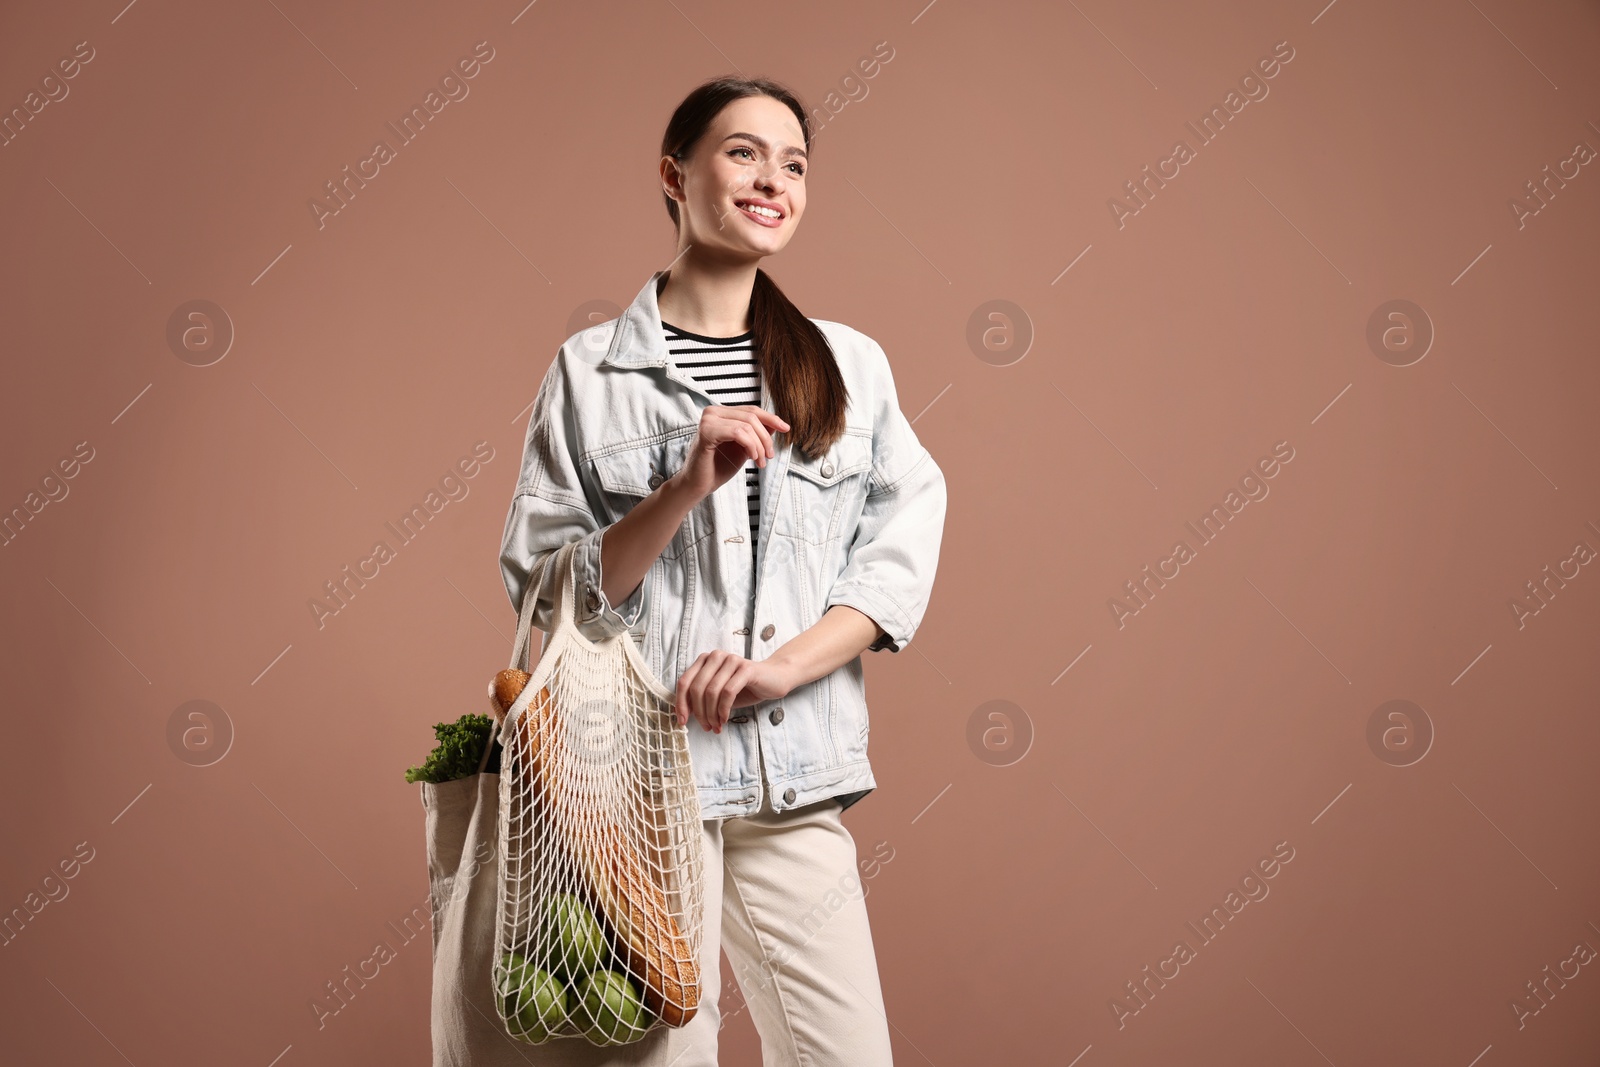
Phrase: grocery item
[
  {"left": 405, "top": 714, "right": 493, "bottom": 783},
  {"left": 576, "top": 969, "right": 650, "bottom": 1046},
  {"left": 500, "top": 952, "right": 568, "bottom": 1041},
  {"left": 540, "top": 892, "right": 606, "bottom": 983}
]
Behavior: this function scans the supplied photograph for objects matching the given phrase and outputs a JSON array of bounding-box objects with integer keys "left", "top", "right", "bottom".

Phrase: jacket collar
[{"left": 602, "top": 270, "right": 673, "bottom": 369}]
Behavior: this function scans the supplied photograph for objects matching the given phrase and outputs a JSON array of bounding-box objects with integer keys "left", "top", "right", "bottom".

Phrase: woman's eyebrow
[{"left": 721, "top": 132, "right": 807, "bottom": 160}]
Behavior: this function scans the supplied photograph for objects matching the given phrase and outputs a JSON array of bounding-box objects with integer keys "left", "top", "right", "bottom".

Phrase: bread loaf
[{"left": 489, "top": 668, "right": 700, "bottom": 1027}]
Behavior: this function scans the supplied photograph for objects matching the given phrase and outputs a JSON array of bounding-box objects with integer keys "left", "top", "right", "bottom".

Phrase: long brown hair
[{"left": 661, "top": 76, "right": 848, "bottom": 460}]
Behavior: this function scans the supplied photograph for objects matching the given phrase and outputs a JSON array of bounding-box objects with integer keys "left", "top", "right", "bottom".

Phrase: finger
[
  {"left": 733, "top": 424, "right": 766, "bottom": 467},
  {"left": 713, "top": 422, "right": 755, "bottom": 467},
  {"left": 711, "top": 407, "right": 768, "bottom": 451},
  {"left": 688, "top": 652, "right": 722, "bottom": 731},
  {"left": 707, "top": 659, "right": 736, "bottom": 735},
  {"left": 708, "top": 417, "right": 760, "bottom": 464},
  {"left": 734, "top": 408, "right": 776, "bottom": 459},
  {"left": 674, "top": 657, "right": 705, "bottom": 726},
  {"left": 686, "top": 666, "right": 703, "bottom": 731},
  {"left": 750, "top": 407, "right": 791, "bottom": 435},
  {"left": 714, "top": 660, "right": 754, "bottom": 728},
  {"left": 675, "top": 659, "right": 694, "bottom": 726},
  {"left": 710, "top": 652, "right": 742, "bottom": 730},
  {"left": 725, "top": 417, "right": 762, "bottom": 455},
  {"left": 716, "top": 659, "right": 752, "bottom": 735}
]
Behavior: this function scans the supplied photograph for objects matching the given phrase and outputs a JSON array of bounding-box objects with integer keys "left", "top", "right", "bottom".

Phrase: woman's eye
[{"left": 729, "top": 146, "right": 802, "bottom": 176}]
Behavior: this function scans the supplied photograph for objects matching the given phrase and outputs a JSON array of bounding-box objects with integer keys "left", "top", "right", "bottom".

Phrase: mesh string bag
[{"left": 490, "top": 539, "right": 705, "bottom": 1047}]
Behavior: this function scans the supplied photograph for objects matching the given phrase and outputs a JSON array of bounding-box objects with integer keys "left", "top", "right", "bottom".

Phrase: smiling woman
[{"left": 491, "top": 73, "right": 946, "bottom": 1067}]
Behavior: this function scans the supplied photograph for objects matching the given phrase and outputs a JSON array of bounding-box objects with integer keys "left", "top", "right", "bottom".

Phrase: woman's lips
[{"left": 734, "top": 200, "right": 784, "bottom": 228}]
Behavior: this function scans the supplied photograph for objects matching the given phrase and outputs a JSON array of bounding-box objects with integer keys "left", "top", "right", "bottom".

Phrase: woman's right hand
[{"left": 667, "top": 405, "right": 790, "bottom": 502}]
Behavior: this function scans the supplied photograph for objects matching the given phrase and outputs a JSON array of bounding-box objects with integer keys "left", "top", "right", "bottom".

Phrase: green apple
[
  {"left": 500, "top": 951, "right": 568, "bottom": 1041},
  {"left": 540, "top": 893, "right": 607, "bottom": 982},
  {"left": 577, "top": 969, "right": 650, "bottom": 1046},
  {"left": 501, "top": 950, "right": 534, "bottom": 991}
]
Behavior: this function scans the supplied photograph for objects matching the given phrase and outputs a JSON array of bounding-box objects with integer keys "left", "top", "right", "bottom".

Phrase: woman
[{"left": 499, "top": 74, "right": 946, "bottom": 1065}]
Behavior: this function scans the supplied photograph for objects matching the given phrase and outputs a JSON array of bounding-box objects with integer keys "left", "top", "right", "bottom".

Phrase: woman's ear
[{"left": 659, "top": 156, "right": 684, "bottom": 203}]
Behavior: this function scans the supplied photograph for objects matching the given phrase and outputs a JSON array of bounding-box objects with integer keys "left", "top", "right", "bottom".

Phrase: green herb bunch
[{"left": 405, "top": 713, "right": 495, "bottom": 784}]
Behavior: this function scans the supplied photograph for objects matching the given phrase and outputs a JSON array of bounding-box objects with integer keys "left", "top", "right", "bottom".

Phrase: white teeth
[{"left": 739, "top": 202, "right": 781, "bottom": 219}]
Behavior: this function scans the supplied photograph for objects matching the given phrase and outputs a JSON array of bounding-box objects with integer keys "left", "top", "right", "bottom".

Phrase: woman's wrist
[
  {"left": 766, "top": 605, "right": 881, "bottom": 692},
  {"left": 599, "top": 468, "right": 702, "bottom": 608},
  {"left": 661, "top": 469, "right": 708, "bottom": 512}
]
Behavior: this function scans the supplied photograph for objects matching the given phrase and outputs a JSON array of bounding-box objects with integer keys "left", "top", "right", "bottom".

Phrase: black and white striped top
[{"left": 662, "top": 321, "right": 762, "bottom": 555}]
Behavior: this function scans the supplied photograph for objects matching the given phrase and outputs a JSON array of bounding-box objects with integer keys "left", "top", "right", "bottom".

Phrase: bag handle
[{"left": 509, "top": 539, "right": 580, "bottom": 672}]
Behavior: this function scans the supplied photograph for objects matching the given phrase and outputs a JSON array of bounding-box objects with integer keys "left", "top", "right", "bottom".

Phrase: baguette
[{"left": 490, "top": 668, "right": 700, "bottom": 1027}]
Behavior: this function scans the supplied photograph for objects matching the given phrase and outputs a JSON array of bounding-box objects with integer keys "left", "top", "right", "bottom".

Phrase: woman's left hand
[{"left": 673, "top": 651, "right": 794, "bottom": 733}]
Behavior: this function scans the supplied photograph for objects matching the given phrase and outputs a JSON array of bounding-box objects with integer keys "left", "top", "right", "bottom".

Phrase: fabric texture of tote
[{"left": 424, "top": 723, "right": 531, "bottom": 1065}]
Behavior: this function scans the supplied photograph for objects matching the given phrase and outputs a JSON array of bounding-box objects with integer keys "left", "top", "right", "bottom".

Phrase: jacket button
[
  {"left": 783, "top": 788, "right": 796, "bottom": 804},
  {"left": 585, "top": 588, "right": 600, "bottom": 611},
  {"left": 760, "top": 623, "right": 775, "bottom": 640},
  {"left": 648, "top": 471, "right": 664, "bottom": 489},
  {"left": 768, "top": 707, "right": 784, "bottom": 725},
  {"left": 821, "top": 461, "right": 834, "bottom": 478}
]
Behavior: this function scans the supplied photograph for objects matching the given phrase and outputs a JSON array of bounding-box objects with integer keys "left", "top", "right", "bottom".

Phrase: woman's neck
[{"left": 656, "top": 259, "right": 758, "bottom": 337}]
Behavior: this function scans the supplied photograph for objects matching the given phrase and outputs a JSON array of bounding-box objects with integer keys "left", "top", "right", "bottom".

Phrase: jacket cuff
[
  {"left": 825, "top": 586, "right": 912, "bottom": 653},
  {"left": 570, "top": 525, "right": 645, "bottom": 640}
]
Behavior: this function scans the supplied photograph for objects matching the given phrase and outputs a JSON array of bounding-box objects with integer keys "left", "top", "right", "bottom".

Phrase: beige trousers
[{"left": 532, "top": 747, "right": 895, "bottom": 1066}]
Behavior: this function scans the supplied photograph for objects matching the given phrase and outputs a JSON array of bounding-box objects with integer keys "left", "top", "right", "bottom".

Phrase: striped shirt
[{"left": 662, "top": 321, "right": 762, "bottom": 556}]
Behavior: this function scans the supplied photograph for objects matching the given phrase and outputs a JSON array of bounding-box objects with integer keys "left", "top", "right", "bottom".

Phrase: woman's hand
[
  {"left": 673, "top": 651, "right": 795, "bottom": 733},
  {"left": 667, "top": 405, "right": 790, "bottom": 503}
]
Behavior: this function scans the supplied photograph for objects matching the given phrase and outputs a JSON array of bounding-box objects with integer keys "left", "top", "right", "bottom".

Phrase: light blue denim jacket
[{"left": 499, "top": 270, "right": 946, "bottom": 819}]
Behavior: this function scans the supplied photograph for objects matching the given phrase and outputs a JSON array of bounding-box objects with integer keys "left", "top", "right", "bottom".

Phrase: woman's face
[{"left": 664, "top": 94, "right": 808, "bottom": 262}]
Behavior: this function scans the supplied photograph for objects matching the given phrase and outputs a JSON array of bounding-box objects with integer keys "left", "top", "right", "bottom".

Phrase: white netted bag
[{"left": 489, "top": 539, "right": 705, "bottom": 1047}]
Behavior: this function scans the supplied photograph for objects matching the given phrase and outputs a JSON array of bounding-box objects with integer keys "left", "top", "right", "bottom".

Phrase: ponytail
[{"left": 749, "top": 267, "right": 848, "bottom": 460}]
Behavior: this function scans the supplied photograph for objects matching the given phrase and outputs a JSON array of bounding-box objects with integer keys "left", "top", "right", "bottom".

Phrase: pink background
[{"left": 3, "top": 0, "right": 1599, "bottom": 1064}]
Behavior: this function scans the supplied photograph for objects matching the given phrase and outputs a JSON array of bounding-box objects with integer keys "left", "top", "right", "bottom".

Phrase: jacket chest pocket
[
  {"left": 588, "top": 430, "right": 702, "bottom": 561},
  {"left": 589, "top": 431, "right": 702, "bottom": 675},
  {"left": 781, "top": 431, "right": 873, "bottom": 545}
]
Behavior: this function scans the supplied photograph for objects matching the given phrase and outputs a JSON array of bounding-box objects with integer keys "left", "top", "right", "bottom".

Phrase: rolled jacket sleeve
[
  {"left": 824, "top": 337, "right": 947, "bottom": 653},
  {"left": 499, "top": 350, "right": 645, "bottom": 644}
]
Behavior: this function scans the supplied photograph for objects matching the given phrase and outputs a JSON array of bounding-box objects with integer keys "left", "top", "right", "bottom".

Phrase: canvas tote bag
[
  {"left": 424, "top": 733, "right": 524, "bottom": 1065},
  {"left": 426, "top": 539, "right": 705, "bottom": 1062}
]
